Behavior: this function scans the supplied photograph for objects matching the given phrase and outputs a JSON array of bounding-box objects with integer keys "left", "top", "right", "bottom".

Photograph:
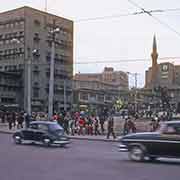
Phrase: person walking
[
  {"left": 7, "top": 112, "right": 13, "bottom": 130},
  {"left": 94, "top": 117, "right": 101, "bottom": 135},
  {"left": 99, "top": 114, "right": 105, "bottom": 135},
  {"left": 64, "top": 112, "right": 70, "bottom": 135},
  {"left": 17, "top": 112, "right": 24, "bottom": 129},
  {"left": 24, "top": 112, "right": 31, "bottom": 129},
  {"left": 106, "top": 115, "right": 116, "bottom": 139},
  {"left": 123, "top": 118, "right": 129, "bottom": 135},
  {"left": 12, "top": 111, "right": 16, "bottom": 128}
]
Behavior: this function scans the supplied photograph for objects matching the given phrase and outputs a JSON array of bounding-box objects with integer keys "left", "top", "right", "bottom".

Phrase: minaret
[{"left": 151, "top": 35, "right": 158, "bottom": 85}]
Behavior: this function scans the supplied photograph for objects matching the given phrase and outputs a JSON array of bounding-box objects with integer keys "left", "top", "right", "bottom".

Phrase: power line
[
  {"left": 75, "top": 56, "right": 180, "bottom": 64},
  {"left": 11, "top": 56, "right": 179, "bottom": 66},
  {"left": 75, "top": 12, "right": 137, "bottom": 22},
  {"left": 127, "top": 0, "right": 180, "bottom": 37},
  {"left": 75, "top": 8, "right": 180, "bottom": 22}
]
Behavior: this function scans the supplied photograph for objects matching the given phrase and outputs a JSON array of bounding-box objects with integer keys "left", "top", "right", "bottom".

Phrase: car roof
[
  {"left": 30, "top": 121, "right": 57, "bottom": 125},
  {"left": 164, "top": 120, "right": 180, "bottom": 125}
]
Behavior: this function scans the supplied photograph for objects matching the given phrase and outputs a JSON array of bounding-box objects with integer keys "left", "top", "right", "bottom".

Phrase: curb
[
  {"left": 68, "top": 136, "right": 118, "bottom": 142},
  {"left": 0, "top": 130, "right": 14, "bottom": 134},
  {"left": 0, "top": 129, "right": 118, "bottom": 142}
]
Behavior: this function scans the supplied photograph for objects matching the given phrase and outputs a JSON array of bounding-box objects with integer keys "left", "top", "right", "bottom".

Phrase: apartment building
[{"left": 0, "top": 6, "right": 73, "bottom": 112}]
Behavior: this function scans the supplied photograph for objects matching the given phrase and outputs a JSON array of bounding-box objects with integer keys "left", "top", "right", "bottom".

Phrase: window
[
  {"left": 33, "top": 88, "right": 39, "bottom": 98},
  {"left": 30, "top": 124, "right": 38, "bottom": 129},
  {"left": 173, "top": 124, "right": 180, "bottom": 135},
  {"left": 80, "top": 92, "right": 88, "bottom": 100},
  {"left": 34, "top": 19, "right": 41, "bottom": 26},
  {"left": 38, "top": 124, "right": 48, "bottom": 131},
  {"left": 162, "top": 124, "right": 180, "bottom": 135},
  {"left": 19, "top": 31, "right": 24, "bottom": 36}
]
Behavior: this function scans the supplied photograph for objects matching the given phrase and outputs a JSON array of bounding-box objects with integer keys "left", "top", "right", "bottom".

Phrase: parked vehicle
[
  {"left": 118, "top": 120, "right": 180, "bottom": 161},
  {"left": 13, "top": 121, "right": 70, "bottom": 147}
]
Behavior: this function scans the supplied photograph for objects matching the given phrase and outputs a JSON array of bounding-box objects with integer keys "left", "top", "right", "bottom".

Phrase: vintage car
[
  {"left": 13, "top": 121, "right": 70, "bottom": 147},
  {"left": 118, "top": 121, "right": 180, "bottom": 161}
]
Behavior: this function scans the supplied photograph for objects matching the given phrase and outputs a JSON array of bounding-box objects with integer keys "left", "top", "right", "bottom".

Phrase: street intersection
[{"left": 0, "top": 133, "right": 179, "bottom": 180}]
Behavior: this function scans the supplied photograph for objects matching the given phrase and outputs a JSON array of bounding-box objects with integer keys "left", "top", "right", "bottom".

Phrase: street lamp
[{"left": 48, "top": 21, "right": 60, "bottom": 120}]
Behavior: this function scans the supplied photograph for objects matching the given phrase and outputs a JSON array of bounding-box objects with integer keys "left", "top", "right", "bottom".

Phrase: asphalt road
[{"left": 0, "top": 134, "right": 180, "bottom": 180}]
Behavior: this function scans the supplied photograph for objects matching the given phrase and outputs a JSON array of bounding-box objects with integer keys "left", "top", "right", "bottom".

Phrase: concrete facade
[
  {"left": 0, "top": 6, "right": 73, "bottom": 112},
  {"left": 73, "top": 67, "right": 129, "bottom": 111},
  {"left": 0, "top": 71, "right": 22, "bottom": 111},
  {"left": 145, "top": 36, "right": 180, "bottom": 89}
]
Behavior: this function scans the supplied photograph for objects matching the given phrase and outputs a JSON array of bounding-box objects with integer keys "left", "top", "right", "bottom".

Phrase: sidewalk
[{"left": 0, "top": 123, "right": 118, "bottom": 142}]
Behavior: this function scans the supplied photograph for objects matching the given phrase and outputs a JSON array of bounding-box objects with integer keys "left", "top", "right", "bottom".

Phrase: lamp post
[{"left": 48, "top": 21, "right": 60, "bottom": 120}]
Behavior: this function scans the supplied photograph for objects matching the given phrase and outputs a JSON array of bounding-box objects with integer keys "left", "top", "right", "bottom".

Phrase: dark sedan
[
  {"left": 13, "top": 121, "right": 70, "bottom": 147},
  {"left": 118, "top": 121, "right": 180, "bottom": 161}
]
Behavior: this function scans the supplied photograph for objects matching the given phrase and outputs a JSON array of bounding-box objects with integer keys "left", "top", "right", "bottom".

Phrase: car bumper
[
  {"left": 117, "top": 143, "right": 128, "bottom": 152},
  {"left": 53, "top": 140, "right": 70, "bottom": 145}
]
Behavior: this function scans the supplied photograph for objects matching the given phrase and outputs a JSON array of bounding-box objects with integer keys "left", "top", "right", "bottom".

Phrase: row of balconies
[
  {"left": 46, "top": 55, "right": 67, "bottom": 64},
  {"left": 0, "top": 31, "right": 24, "bottom": 41},
  {"left": 46, "top": 38, "right": 72, "bottom": 49},
  {"left": 0, "top": 18, "right": 24, "bottom": 28},
  {"left": 0, "top": 48, "right": 24, "bottom": 56},
  {"left": 79, "top": 92, "right": 116, "bottom": 103}
]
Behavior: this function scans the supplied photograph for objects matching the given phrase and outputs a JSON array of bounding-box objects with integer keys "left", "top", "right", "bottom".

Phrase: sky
[{"left": 1, "top": 0, "right": 180, "bottom": 87}]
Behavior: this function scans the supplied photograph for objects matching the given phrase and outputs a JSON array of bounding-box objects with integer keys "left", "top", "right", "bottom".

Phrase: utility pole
[
  {"left": 48, "top": 20, "right": 56, "bottom": 120},
  {"left": 27, "top": 47, "right": 31, "bottom": 116},
  {"left": 134, "top": 73, "right": 138, "bottom": 112},
  {"left": 64, "top": 79, "right": 67, "bottom": 111}
]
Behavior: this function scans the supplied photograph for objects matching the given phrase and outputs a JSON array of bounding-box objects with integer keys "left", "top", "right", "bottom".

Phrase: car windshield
[
  {"left": 49, "top": 123, "right": 64, "bottom": 135},
  {"left": 157, "top": 123, "right": 166, "bottom": 133}
]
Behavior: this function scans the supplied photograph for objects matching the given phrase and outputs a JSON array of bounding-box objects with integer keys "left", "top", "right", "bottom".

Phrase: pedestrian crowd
[
  {"left": 0, "top": 110, "right": 117, "bottom": 139},
  {"left": 52, "top": 111, "right": 116, "bottom": 139},
  {"left": 0, "top": 111, "right": 26, "bottom": 130},
  {"left": 0, "top": 110, "right": 173, "bottom": 139}
]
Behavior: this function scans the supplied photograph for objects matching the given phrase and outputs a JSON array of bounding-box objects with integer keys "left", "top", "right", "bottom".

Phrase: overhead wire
[
  {"left": 18, "top": 56, "right": 180, "bottom": 66},
  {"left": 127, "top": 0, "right": 180, "bottom": 37},
  {"left": 75, "top": 8, "right": 180, "bottom": 22}
]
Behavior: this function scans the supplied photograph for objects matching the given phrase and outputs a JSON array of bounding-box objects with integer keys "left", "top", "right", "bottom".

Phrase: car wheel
[
  {"left": 149, "top": 157, "right": 157, "bottom": 161},
  {"left": 129, "top": 146, "right": 145, "bottom": 162},
  {"left": 42, "top": 138, "right": 51, "bottom": 147},
  {"left": 59, "top": 144, "right": 65, "bottom": 148},
  {"left": 13, "top": 135, "right": 22, "bottom": 144}
]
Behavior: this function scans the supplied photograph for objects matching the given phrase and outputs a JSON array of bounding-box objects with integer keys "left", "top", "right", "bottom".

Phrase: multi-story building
[
  {"left": 74, "top": 67, "right": 128, "bottom": 90},
  {"left": 144, "top": 35, "right": 180, "bottom": 108},
  {"left": 0, "top": 71, "right": 22, "bottom": 111},
  {"left": 73, "top": 67, "right": 129, "bottom": 111},
  {"left": 145, "top": 35, "right": 179, "bottom": 89},
  {"left": 0, "top": 6, "right": 73, "bottom": 112}
]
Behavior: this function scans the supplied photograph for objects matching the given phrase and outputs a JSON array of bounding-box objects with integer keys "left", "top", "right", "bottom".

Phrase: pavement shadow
[
  {"left": 13, "top": 142, "right": 70, "bottom": 149},
  {"left": 121, "top": 159, "right": 180, "bottom": 166}
]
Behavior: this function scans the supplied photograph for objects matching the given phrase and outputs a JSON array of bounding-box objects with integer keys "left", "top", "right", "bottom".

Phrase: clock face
[{"left": 162, "top": 64, "right": 168, "bottom": 72}]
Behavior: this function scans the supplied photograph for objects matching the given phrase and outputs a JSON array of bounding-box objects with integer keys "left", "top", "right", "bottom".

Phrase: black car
[
  {"left": 118, "top": 121, "right": 180, "bottom": 161},
  {"left": 13, "top": 121, "right": 70, "bottom": 147}
]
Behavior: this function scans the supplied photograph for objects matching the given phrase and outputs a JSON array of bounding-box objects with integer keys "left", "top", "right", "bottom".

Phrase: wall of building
[{"left": 0, "top": 6, "right": 73, "bottom": 112}]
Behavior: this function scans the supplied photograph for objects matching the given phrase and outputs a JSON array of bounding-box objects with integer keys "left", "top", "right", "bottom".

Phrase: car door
[
  {"left": 34, "top": 124, "right": 48, "bottom": 142},
  {"left": 22, "top": 124, "right": 37, "bottom": 141},
  {"left": 160, "top": 124, "right": 180, "bottom": 157},
  {"left": 27, "top": 124, "right": 38, "bottom": 141}
]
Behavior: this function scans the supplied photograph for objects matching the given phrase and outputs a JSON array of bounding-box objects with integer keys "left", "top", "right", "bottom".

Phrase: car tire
[
  {"left": 129, "top": 146, "right": 145, "bottom": 162},
  {"left": 59, "top": 144, "right": 66, "bottom": 148},
  {"left": 42, "top": 138, "right": 51, "bottom": 147},
  {"left": 13, "top": 135, "right": 22, "bottom": 145},
  {"left": 149, "top": 157, "right": 157, "bottom": 161}
]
